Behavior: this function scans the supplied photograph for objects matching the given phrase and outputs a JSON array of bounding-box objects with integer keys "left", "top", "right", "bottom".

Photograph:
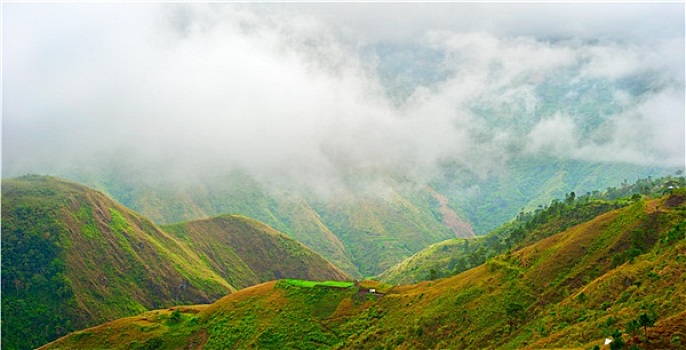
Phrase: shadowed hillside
[{"left": 40, "top": 190, "right": 686, "bottom": 349}]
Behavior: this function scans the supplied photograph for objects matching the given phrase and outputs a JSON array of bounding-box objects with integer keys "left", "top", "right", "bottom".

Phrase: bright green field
[{"left": 282, "top": 279, "right": 355, "bottom": 288}]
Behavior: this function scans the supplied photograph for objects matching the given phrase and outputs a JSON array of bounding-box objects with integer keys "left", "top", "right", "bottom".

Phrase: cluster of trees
[{"left": 600, "top": 312, "right": 656, "bottom": 350}]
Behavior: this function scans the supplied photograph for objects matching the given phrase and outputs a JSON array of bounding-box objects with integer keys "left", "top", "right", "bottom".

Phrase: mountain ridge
[
  {"left": 39, "top": 189, "right": 686, "bottom": 349},
  {"left": 1, "top": 175, "right": 350, "bottom": 350}
]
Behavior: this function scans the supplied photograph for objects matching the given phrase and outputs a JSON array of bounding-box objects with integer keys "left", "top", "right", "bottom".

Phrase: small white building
[{"left": 370, "top": 289, "right": 376, "bottom": 294}]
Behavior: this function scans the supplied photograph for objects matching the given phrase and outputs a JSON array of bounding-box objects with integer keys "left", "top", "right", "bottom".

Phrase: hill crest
[
  {"left": 2, "top": 175, "right": 349, "bottom": 349},
  {"left": 40, "top": 191, "right": 686, "bottom": 349}
]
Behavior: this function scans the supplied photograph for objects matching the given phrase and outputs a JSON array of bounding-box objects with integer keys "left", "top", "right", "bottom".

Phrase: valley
[
  {"left": 38, "top": 189, "right": 686, "bottom": 349},
  {"left": 3, "top": 3, "right": 684, "bottom": 349},
  {"left": 3, "top": 174, "right": 684, "bottom": 349}
]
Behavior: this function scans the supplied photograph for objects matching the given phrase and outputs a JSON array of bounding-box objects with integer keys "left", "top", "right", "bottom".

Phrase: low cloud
[{"left": 3, "top": 3, "right": 684, "bottom": 194}]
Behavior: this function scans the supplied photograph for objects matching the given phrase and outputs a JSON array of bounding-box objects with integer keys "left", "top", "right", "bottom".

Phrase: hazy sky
[{"left": 3, "top": 2, "right": 684, "bottom": 190}]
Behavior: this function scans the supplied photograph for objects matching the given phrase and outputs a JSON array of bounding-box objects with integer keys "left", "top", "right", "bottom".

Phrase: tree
[
  {"left": 626, "top": 319, "right": 640, "bottom": 338},
  {"left": 610, "top": 329, "right": 626, "bottom": 350},
  {"left": 638, "top": 313, "right": 655, "bottom": 339},
  {"left": 168, "top": 309, "right": 182, "bottom": 324}
]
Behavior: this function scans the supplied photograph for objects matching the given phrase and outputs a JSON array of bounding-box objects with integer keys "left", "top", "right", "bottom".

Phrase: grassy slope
[
  {"left": 41, "top": 191, "right": 686, "bottom": 350},
  {"left": 378, "top": 198, "right": 624, "bottom": 285},
  {"left": 87, "top": 174, "right": 456, "bottom": 277},
  {"left": 2, "top": 175, "right": 233, "bottom": 350},
  {"left": 265, "top": 195, "right": 359, "bottom": 277},
  {"left": 69, "top": 160, "right": 669, "bottom": 278},
  {"left": 163, "top": 214, "right": 350, "bottom": 289},
  {"left": 379, "top": 176, "right": 683, "bottom": 285},
  {"left": 2, "top": 176, "right": 351, "bottom": 350},
  {"left": 84, "top": 174, "right": 363, "bottom": 277},
  {"left": 377, "top": 237, "right": 471, "bottom": 284}
]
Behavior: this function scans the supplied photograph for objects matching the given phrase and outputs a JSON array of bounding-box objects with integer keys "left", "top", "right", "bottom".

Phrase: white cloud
[
  {"left": 526, "top": 114, "right": 579, "bottom": 156},
  {"left": 3, "top": 3, "right": 684, "bottom": 192}
]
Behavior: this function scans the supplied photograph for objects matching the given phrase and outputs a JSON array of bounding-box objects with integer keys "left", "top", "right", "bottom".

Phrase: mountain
[
  {"left": 62, "top": 159, "right": 669, "bottom": 278},
  {"left": 1, "top": 175, "right": 349, "bottom": 350},
  {"left": 379, "top": 175, "right": 685, "bottom": 285},
  {"left": 68, "top": 172, "right": 465, "bottom": 277},
  {"left": 162, "top": 214, "right": 349, "bottom": 289},
  {"left": 39, "top": 190, "right": 686, "bottom": 349}
]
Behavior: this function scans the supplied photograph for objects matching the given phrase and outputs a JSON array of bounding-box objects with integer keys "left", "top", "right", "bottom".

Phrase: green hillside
[
  {"left": 163, "top": 214, "right": 349, "bottom": 288},
  {"left": 65, "top": 160, "right": 670, "bottom": 278},
  {"left": 380, "top": 175, "right": 684, "bottom": 285},
  {"left": 1, "top": 176, "right": 350, "bottom": 350},
  {"left": 70, "top": 172, "right": 460, "bottom": 277},
  {"left": 311, "top": 185, "right": 457, "bottom": 276},
  {"left": 433, "top": 156, "right": 671, "bottom": 234},
  {"left": 1, "top": 175, "right": 232, "bottom": 350},
  {"left": 40, "top": 190, "right": 686, "bottom": 349}
]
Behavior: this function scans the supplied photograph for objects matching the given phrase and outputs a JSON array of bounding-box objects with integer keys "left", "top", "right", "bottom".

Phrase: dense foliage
[{"left": 2, "top": 176, "right": 78, "bottom": 350}]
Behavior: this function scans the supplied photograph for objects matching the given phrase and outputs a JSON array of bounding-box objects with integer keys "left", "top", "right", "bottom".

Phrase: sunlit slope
[
  {"left": 2, "top": 175, "right": 352, "bottom": 350},
  {"left": 42, "top": 191, "right": 686, "bottom": 349},
  {"left": 1, "top": 175, "right": 233, "bottom": 350},
  {"left": 163, "top": 214, "right": 350, "bottom": 288},
  {"left": 378, "top": 196, "right": 625, "bottom": 285},
  {"left": 380, "top": 176, "right": 683, "bottom": 285},
  {"left": 80, "top": 173, "right": 363, "bottom": 277},
  {"left": 80, "top": 173, "right": 458, "bottom": 277}
]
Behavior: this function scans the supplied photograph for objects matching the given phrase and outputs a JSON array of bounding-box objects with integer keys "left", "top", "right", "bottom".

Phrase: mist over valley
[{"left": 2, "top": 3, "right": 685, "bottom": 349}]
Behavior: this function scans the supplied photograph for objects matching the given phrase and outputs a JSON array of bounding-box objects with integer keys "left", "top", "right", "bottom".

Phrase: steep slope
[
  {"left": 378, "top": 199, "right": 623, "bottom": 285},
  {"left": 1, "top": 175, "right": 351, "bottom": 350},
  {"left": 77, "top": 173, "right": 364, "bottom": 277},
  {"left": 41, "top": 191, "right": 686, "bottom": 349},
  {"left": 75, "top": 172, "right": 458, "bottom": 277},
  {"left": 1, "top": 175, "right": 233, "bottom": 350},
  {"left": 256, "top": 194, "right": 359, "bottom": 277},
  {"left": 433, "top": 156, "right": 670, "bottom": 234},
  {"left": 377, "top": 237, "right": 472, "bottom": 284},
  {"left": 380, "top": 175, "right": 684, "bottom": 285},
  {"left": 163, "top": 214, "right": 349, "bottom": 289},
  {"left": 64, "top": 160, "right": 669, "bottom": 277}
]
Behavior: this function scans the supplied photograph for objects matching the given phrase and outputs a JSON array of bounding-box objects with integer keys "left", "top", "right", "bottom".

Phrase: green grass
[{"left": 281, "top": 279, "right": 355, "bottom": 288}]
